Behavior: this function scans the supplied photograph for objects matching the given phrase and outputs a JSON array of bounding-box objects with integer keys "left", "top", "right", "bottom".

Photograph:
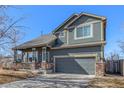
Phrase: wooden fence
[{"left": 105, "top": 59, "right": 124, "bottom": 75}]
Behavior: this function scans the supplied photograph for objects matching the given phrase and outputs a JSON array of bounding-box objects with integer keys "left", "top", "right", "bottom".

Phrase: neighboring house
[{"left": 13, "top": 13, "right": 106, "bottom": 76}]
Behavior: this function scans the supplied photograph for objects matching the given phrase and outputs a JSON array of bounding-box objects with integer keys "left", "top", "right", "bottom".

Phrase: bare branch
[
  {"left": 119, "top": 41, "right": 124, "bottom": 54},
  {"left": 0, "top": 5, "right": 26, "bottom": 56},
  {"left": 0, "top": 17, "right": 24, "bottom": 39}
]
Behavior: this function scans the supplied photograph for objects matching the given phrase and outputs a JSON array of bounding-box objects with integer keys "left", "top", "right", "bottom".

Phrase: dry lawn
[
  {"left": 0, "top": 70, "right": 38, "bottom": 84},
  {"left": 89, "top": 75, "right": 124, "bottom": 88}
]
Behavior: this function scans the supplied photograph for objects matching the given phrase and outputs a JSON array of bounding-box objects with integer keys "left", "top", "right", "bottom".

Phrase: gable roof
[
  {"left": 13, "top": 34, "right": 57, "bottom": 50},
  {"left": 13, "top": 12, "right": 106, "bottom": 50},
  {"left": 52, "top": 12, "right": 106, "bottom": 33},
  {"left": 52, "top": 13, "right": 78, "bottom": 34}
]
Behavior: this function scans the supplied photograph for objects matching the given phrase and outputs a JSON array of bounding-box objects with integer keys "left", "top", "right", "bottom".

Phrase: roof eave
[
  {"left": 12, "top": 43, "right": 48, "bottom": 50},
  {"left": 12, "top": 36, "right": 57, "bottom": 50},
  {"left": 82, "top": 13, "right": 106, "bottom": 20},
  {"left": 51, "top": 41, "right": 106, "bottom": 50}
]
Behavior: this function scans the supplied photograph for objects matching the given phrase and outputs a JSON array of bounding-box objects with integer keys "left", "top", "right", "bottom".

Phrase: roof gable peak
[{"left": 52, "top": 12, "right": 106, "bottom": 34}]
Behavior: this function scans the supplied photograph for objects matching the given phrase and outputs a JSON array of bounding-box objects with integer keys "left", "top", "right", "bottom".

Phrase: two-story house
[{"left": 13, "top": 13, "right": 106, "bottom": 76}]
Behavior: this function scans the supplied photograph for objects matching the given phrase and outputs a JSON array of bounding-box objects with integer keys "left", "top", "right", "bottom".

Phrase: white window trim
[
  {"left": 59, "top": 31, "right": 65, "bottom": 37},
  {"left": 74, "top": 21, "right": 101, "bottom": 40},
  {"left": 74, "top": 24, "right": 93, "bottom": 40}
]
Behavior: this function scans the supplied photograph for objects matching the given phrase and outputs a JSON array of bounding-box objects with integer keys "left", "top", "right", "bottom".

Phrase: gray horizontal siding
[
  {"left": 68, "top": 22, "right": 101, "bottom": 45},
  {"left": 50, "top": 46, "right": 102, "bottom": 59},
  {"left": 55, "top": 15, "right": 102, "bottom": 46},
  {"left": 69, "top": 15, "right": 101, "bottom": 27}
]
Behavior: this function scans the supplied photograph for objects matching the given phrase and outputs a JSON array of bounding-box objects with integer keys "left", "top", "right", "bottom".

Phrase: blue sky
[{"left": 6, "top": 5, "right": 124, "bottom": 57}]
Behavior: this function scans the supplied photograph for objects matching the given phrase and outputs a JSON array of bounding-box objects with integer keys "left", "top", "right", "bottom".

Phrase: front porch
[{"left": 13, "top": 47, "right": 54, "bottom": 72}]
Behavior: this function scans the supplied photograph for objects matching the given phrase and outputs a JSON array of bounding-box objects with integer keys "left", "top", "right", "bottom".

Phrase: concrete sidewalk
[{"left": 0, "top": 74, "right": 94, "bottom": 88}]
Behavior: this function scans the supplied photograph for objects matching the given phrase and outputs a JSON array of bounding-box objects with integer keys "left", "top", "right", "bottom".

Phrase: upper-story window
[
  {"left": 59, "top": 31, "right": 65, "bottom": 37},
  {"left": 74, "top": 24, "right": 93, "bottom": 39}
]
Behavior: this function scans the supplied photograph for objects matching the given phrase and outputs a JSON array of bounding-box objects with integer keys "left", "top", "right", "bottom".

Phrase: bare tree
[
  {"left": 119, "top": 41, "right": 124, "bottom": 54},
  {"left": 110, "top": 52, "right": 119, "bottom": 60},
  {"left": 0, "top": 6, "right": 25, "bottom": 56}
]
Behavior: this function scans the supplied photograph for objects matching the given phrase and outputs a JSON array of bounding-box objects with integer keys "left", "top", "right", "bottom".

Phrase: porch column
[
  {"left": 14, "top": 50, "right": 17, "bottom": 62},
  {"left": 31, "top": 48, "right": 36, "bottom": 70},
  {"left": 42, "top": 47, "right": 46, "bottom": 63},
  {"left": 21, "top": 51, "right": 24, "bottom": 62},
  {"left": 32, "top": 48, "right": 36, "bottom": 62},
  {"left": 42, "top": 47, "right": 47, "bottom": 74},
  {"left": 27, "top": 52, "right": 29, "bottom": 62},
  {"left": 23, "top": 52, "right": 26, "bottom": 63}
]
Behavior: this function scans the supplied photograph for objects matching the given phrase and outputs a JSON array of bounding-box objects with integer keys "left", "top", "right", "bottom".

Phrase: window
[
  {"left": 75, "top": 24, "right": 93, "bottom": 39},
  {"left": 59, "top": 31, "right": 65, "bottom": 37}
]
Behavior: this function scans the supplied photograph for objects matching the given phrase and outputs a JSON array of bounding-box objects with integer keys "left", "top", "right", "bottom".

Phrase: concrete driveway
[{"left": 0, "top": 74, "right": 94, "bottom": 88}]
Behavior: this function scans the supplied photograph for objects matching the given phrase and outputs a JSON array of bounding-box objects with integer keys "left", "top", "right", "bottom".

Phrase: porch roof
[{"left": 13, "top": 34, "right": 57, "bottom": 50}]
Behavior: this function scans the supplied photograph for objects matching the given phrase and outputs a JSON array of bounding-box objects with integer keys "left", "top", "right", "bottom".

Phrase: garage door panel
[
  {"left": 55, "top": 57, "right": 95, "bottom": 75},
  {"left": 75, "top": 58, "right": 95, "bottom": 75}
]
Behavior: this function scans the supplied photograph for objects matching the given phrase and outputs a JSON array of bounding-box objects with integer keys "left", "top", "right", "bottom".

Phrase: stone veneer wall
[
  {"left": 12, "top": 62, "right": 34, "bottom": 70},
  {"left": 96, "top": 60, "right": 105, "bottom": 76},
  {"left": 0, "top": 64, "right": 2, "bottom": 69}
]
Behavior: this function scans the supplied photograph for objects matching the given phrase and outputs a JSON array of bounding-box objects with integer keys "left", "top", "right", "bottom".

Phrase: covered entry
[{"left": 54, "top": 54, "right": 97, "bottom": 75}]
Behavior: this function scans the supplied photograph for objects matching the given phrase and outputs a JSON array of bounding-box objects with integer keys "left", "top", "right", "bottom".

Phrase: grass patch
[
  {"left": 0, "top": 75, "right": 20, "bottom": 84},
  {"left": 88, "top": 75, "right": 124, "bottom": 88},
  {"left": 0, "top": 70, "right": 38, "bottom": 84}
]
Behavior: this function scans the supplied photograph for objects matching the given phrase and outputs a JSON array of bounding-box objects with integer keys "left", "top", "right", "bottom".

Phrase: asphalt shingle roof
[{"left": 13, "top": 34, "right": 56, "bottom": 50}]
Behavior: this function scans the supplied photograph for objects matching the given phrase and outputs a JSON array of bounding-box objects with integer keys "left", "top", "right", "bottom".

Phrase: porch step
[
  {"left": 35, "top": 68, "right": 53, "bottom": 74},
  {"left": 18, "top": 69, "right": 44, "bottom": 74},
  {"left": 18, "top": 68, "right": 53, "bottom": 75}
]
